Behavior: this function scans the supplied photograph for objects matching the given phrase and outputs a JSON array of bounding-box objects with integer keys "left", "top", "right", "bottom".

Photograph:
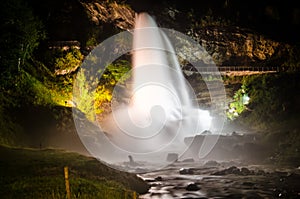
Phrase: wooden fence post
[{"left": 64, "top": 166, "right": 71, "bottom": 199}]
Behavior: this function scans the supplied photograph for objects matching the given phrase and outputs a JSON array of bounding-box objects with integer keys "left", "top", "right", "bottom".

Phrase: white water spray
[
  {"left": 102, "top": 13, "right": 212, "bottom": 155},
  {"left": 73, "top": 12, "right": 226, "bottom": 171}
]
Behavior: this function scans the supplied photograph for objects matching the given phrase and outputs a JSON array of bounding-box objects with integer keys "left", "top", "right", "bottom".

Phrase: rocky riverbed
[{"left": 138, "top": 161, "right": 300, "bottom": 199}]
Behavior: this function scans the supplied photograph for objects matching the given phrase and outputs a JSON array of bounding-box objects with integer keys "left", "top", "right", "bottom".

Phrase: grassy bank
[{"left": 0, "top": 145, "right": 149, "bottom": 199}]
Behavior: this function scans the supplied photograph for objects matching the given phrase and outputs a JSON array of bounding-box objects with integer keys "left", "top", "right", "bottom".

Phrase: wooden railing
[{"left": 195, "top": 66, "right": 280, "bottom": 73}]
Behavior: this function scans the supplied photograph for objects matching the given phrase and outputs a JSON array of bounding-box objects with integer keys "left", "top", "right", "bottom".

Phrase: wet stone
[
  {"left": 241, "top": 167, "right": 252, "bottom": 175},
  {"left": 213, "top": 166, "right": 241, "bottom": 175},
  {"left": 256, "top": 169, "right": 266, "bottom": 175},
  {"left": 228, "top": 166, "right": 242, "bottom": 175},
  {"left": 155, "top": 176, "right": 163, "bottom": 181},
  {"left": 186, "top": 183, "right": 201, "bottom": 191},
  {"left": 139, "top": 161, "right": 300, "bottom": 198},
  {"left": 204, "top": 160, "right": 220, "bottom": 167},
  {"left": 181, "top": 158, "right": 195, "bottom": 163},
  {"left": 179, "top": 168, "right": 194, "bottom": 175}
]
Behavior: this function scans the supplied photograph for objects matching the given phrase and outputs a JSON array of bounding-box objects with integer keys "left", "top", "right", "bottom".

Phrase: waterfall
[{"left": 102, "top": 12, "right": 212, "bottom": 155}]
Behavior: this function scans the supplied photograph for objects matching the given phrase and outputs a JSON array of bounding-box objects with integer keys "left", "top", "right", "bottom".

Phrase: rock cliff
[
  {"left": 79, "top": 0, "right": 290, "bottom": 66},
  {"left": 29, "top": 0, "right": 292, "bottom": 67}
]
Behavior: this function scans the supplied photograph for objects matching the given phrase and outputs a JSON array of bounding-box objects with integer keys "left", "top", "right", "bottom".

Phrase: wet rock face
[
  {"left": 81, "top": 1, "right": 135, "bottom": 30},
  {"left": 144, "top": 5, "right": 291, "bottom": 67},
  {"left": 33, "top": 1, "right": 290, "bottom": 68},
  {"left": 193, "top": 26, "right": 289, "bottom": 66}
]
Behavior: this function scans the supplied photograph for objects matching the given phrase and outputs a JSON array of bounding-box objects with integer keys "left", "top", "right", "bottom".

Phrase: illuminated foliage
[
  {"left": 232, "top": 72, "right": 300, "bottom": 130},
  {"left": 73, "top": 68, "right": 95, "bottom": 121},
  {"left": 74, "top": 60, "right": 131, "bottom": 121},
  {"left": 227, "top": 85, "right": 249, "bottom": 120},
  {"left": 94, "top": 60, "right": 131, "bottom": 115},
  {"left": 54, "top": 48, "right": 84, "bottom": 73}
]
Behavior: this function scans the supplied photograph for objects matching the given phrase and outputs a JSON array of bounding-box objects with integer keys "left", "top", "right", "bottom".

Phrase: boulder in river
[
  {"left": 204, "top": 160, "right": 220, "bottom": 167},
  {"left": 186, "top": 183, "right": 201, "bottom": 191},
  {"left": 179, "top": 168, "right": 194, "bottom": 175}
]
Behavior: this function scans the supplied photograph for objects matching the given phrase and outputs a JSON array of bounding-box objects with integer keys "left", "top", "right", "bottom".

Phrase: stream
[{"left": 137, "top": 161, "right": 300, "bottom": 199}]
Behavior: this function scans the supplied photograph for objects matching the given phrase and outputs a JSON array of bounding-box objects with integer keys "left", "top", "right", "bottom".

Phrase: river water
[{"left": 137, "top": 161, "right": 300, "bottom": 199}]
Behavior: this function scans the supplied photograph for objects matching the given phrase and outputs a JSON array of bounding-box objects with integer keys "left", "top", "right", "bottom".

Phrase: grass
[{"left": 0, "top": 145, "right": 149, "bottom": 198}]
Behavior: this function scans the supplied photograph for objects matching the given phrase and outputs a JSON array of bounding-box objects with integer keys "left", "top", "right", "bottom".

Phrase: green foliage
[
  {"left": 0, "top": 104, "right": 23, "bottom": 146},
  {"left": 94, "top": 60, "right": 131, "bottom": 114},
  {"left": 0, "top": 0, "right": 46, "bottom": 73},
  {"left": 74, "top": 60, "right": 131, "bottom": 120},
  {"left": 54, "top": 48, "right": 84, "bottom": 73},
  {"left": 73, "top": 68, "right": 96, "bottom": 121},
  {"left": 0, "top": 0, "right": 50, "bottom": 145},
  {"left": 235, "top": 72, "right": 300, "bottom": 130},
  {"left": 85, "top": 36, "right": 98, "bottom": 47},
  {"left": 31, "top": 47, "right": 84, "bottom": 106},
  {"left": 274, "top": 129, "right": 300, "bottom": 166},
  {"left": 32, "top": 47, "right": 82, "bottom": 105},
  {"left": 52, "top": 75, "right": 74, "bottom": 106},
  {"left": 226, "top": 85, "right": 249, "bottom": 120},
  {"left": 0, "top": 68, "right": 54, "bottom": 109},
  {"left": 282, "top": 44, "right": 300, "bottom": 71},
  {"left": 85, "top": 26, "right": 101, "bottom": 47}
]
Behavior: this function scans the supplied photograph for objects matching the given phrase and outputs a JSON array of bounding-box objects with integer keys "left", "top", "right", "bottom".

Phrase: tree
[
  {"left": 54, "top": 47, "right": 84, "bottom": 74},
  {"left": 94, "top": 60, "right": 131, "bottom": 115},
  {"left": 0, "top": 0, "right": 46, "bottom": 75},
  {"left": 73, "top": 60, "right": 131, "bottom": 121}
]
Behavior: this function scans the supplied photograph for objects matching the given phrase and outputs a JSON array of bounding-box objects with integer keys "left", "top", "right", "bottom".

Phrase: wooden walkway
[
  {"left": 188, "top": 66, "right": 281, "bottom": 76},
  {"left": 197, "top": 66, "right": 280, "bottom": 72}
]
